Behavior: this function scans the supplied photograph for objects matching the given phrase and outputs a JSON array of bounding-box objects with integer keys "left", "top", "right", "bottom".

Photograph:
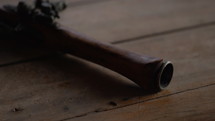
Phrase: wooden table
[{"left": 0, "top": 0, "right": 215, "bottom": 121}]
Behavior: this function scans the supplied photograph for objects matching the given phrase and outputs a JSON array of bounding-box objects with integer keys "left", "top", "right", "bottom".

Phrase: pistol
[{"left": 0, "top": 0, "right": 173, "bottom": 92}]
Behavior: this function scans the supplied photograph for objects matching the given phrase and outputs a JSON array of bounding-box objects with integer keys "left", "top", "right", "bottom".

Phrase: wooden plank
[
  {"left": 0, "top": 55, "right": 141, "bottom": 121},
  {"left": 0, "top": 25, "right": 215, "bottom": 121},
  {"left": 113, "top": 23, "right": 215, "bottom": 91},
  {"left": 1, "top": 0, "right": 215, "bottom": 65},
  {"left": 115, "top": 24, "right": 215, "bottom": 91},
  {"left": 69, "top": 84, "right": 215, "bottom": 121},
  {"left": 59, "top": 0, "right": 215, "bottom": 42}
]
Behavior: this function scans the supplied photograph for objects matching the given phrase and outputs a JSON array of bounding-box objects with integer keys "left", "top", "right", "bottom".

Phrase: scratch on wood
[
  {"left": 108, "top": 101, "right": 117, "bottom": 106},
  {"left": 11, "top": 107, "right": 24, "bottom": 112},
  {"left": 94, "top": 108, "right": 106, "bottom": 112}
]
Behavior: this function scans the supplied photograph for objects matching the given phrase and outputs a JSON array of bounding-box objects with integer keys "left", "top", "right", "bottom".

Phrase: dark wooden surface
[{"left": 0, "top": 0, "right": 215, "bottom": 121}]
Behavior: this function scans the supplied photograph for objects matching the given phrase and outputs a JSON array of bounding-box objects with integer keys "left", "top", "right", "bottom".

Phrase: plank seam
[
  {"left": 111, "top": 21, "right": 215, "bottom": 44},
  {"left": 58, "top": 83, "right": 215, "bottom": 121}
]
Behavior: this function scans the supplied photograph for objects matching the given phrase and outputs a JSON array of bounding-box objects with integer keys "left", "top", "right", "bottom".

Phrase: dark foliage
[{"left": 0, "top": 0, "right": 67, "bottom": 45}]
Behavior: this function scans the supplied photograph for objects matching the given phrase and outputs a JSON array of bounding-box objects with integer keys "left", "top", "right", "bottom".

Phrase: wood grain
[
  {"left": 69, "top": 84, "right": 215, "bottom": 121},
  {"left": 0, "top": 0, "right": 215, "bottom": 121},
  {"left": 1, "top": 0, "right": 215, "bottom": 65},
  {"left": 59, "top": 0, "right": 215, "bottom": 42},
  {"left": 0, "top": 25, "right": 215, "bottom": 121}
]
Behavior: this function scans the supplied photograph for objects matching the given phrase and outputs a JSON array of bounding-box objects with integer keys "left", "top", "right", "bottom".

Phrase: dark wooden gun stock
[{"left": 0, "top": 8, "right": 173, "bottom": 92}]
